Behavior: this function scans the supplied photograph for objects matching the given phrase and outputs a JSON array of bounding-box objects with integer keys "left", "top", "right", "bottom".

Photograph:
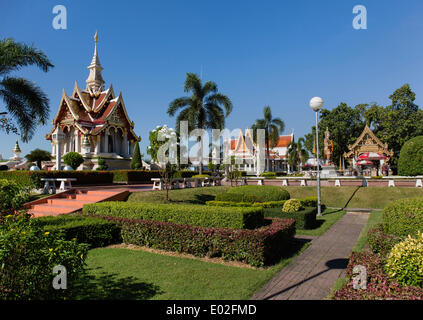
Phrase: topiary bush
[
  {"left": 382, "top": 198, "right": 423, "bottom": 238},
  {"left": 385, "top": 232, "right": 423, "bottom": 287},
  {"left": 398, "top": 136, "right": 423, "bottom": 176},
  {"left": 282, "top": 199, "right": 304, "bottom": 213},
  {"left": 270, "top": 207, "right": 317, "bottom": 229},
  {"left": 260, "top": 172, "right": 276, "bottom": 179},
  {"left": 63, "top": 152, "right": 84, "bottom": 170}
]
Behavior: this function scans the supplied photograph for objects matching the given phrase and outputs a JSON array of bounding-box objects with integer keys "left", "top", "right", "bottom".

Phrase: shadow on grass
[
  {"left": 341, "top": 186, "right": 362, "bottom": 209},
  {"left": 75, "top": 267, "right": 163, "bottom": 300}
]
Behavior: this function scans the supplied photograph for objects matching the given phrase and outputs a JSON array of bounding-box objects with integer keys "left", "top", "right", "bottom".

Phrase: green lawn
[
  {"left": 75, "top": 240, "right": 309, "bottom": 300},
  {"left": 282, "top": 186, "right": 423, "bottom": 209},
  {"left": 264, "top": 208, "right": 346, "bottom": 237}
]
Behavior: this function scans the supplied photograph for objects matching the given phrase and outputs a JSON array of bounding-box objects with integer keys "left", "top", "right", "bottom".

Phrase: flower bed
[
  {"left": 97, "top": 216, "right": 296, "bottom": 267},
  {"left": 332, "top": 252, "right": 423, "bottom": 300}
]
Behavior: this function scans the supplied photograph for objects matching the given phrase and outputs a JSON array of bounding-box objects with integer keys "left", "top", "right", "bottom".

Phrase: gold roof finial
[{"left": 94, "top": 31, "right": 98, "bottom": 43}]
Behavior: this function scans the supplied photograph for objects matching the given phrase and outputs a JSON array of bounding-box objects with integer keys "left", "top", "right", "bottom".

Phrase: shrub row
[
  {"left": 367, "top": 223, "right": 403, "bottom": 257},
  {"left": 34, "top": 215, "right": 122, "bottom": 248},
  {"left": 332, "top": 252, "right": 423, "bottom": 300},
  {"left": 382, "top": 198, "right": 423, "bottom": 238},
  {"left": 215, "top": 185, "right": 290, "bottom": 203},
  {"left": 206, "top": 200, "right": 288, "bottom": 208},
  {"left": 83, "top": 202, "right": 264, "bottom": 230},
  {"left": 99, "top": 216, "right": 296, "bottom": 267},
  {"left": 268, "top": 207, "right": 317, "bottom": 229}
]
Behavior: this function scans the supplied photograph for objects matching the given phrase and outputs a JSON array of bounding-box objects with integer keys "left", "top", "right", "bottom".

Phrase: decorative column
[
  {"left": 81, "top": 135, "right": 91, "bottom": 156},
  {"left": 51, "top": 142, "right": 56, "bottom": 157},
  {"left": 129, "top": 140, "right": 135, "bottom": 156}
]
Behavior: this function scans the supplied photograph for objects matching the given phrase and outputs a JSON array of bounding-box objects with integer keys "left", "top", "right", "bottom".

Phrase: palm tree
[
  {"left": 251, "top": 106, "right": 285, "bottom": 172},
  {"left": 287, "top": 137, "right": 309, "bottom": 172},
  {"left": 0, "top": 38, "right": 54, "bottom": 142},
  {"left": 167, "top": 73, "right": 233, "bottom": 174}
]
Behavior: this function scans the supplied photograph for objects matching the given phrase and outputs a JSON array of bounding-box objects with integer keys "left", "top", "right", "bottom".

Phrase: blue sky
[{"left": 1, "top": 0, "right": 423, "bottom": 159}]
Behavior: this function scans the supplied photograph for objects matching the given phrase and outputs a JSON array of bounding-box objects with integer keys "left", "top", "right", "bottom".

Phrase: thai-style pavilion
[
  {"left": 344, "top": 125, "right": 393, "bottom": 167},
  {"left": 45, "top": 32, "right": 140, "bottom": 170}
]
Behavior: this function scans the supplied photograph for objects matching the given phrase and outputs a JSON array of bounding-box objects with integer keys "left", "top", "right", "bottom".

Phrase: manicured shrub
[
  {"left": 216, "top": 185, "right": 290, "bottom": 203},
  {"left": 298, "top": 196, "right": 318, "bottom": 207},
  {"left": 385, "top": 232, "right": 423, "bottom": 288},
  {"left": 0, "top": 179, "right": 32, "bottom": 216},
  {"left": 367, "top": 223, "right": 403, "bottom": 257},
  {"left": 63, "top": 152, "right": 84, "bottom": 170},
  {"left": 130, "top": 142, "right": 142, "bottom": 170},
  {"left": 112, "top": 170, "right": 162, "bottom": 183},
  {"left": 282, "top": 199, "right": 304, "bottom": 213},
  {"left": 260, "top": 172, "right": 276, "bottom": 179},
  {"left": 398, "top": 136, "right": 423, "bottom": 176},
  {"left": 100, "top": 216, "right": 296, "bottom": 267},
  {"left": 192, "top": 174, "right": 210, "bottom": 178},
  {"left": 205, "top": 201, "right": 252, "bottom": 207},
  {"left": 96, "top": 158, "right": 108, "bottom": 171},
  {"left": 83, "top": 202, "right": 264, "bottom": 230},
  {"left": 34, "top": 215, "right": 122, "bottom": 248},
  {"left": 271, "top": 207, "right": 317, "bottom": 229},
  {"left": 0, "top": 214, "right": 88, "bottom": 300},
  {"left": 333, "top": 252, "right": 423, "bottom": 300},
  {"left": 382, "top": 198, "right": 423, "bottom": 238}
]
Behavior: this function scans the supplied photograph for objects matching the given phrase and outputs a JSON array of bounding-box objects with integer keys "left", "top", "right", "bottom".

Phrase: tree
[
  {"left": 251, "top": 106, "right": 285, "bottom": 172},
  {"left": 63, "top": 152, "right": 84, "bottom": 170},
  {"left": 130, "top": 142, "right": 142, "bottom": 169},
  {"left": 159, "top": 163, "right": 177, "bottom": 202},
  {"left": 287, "top": 138, "right": 309, "bottom": 172},
  {"left": 398, "top": 136, "right": 423, "bottom": 176},
  {"left": 0, "top": 38, "right": 54, "bottom": 142},
  {"left": 167, "top": 73, "right": 233, "bottom": 174},
  {"left": 25, "top": 149, "right": 52, "bottom": 169}
]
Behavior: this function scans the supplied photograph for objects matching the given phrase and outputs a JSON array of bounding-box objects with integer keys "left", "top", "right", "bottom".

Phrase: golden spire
[
  {"left": 94, "top": 30, "right": 98, "bottom": 43},
  {"left": 86, "top": 31, "right": 104, "bottom": 94}
]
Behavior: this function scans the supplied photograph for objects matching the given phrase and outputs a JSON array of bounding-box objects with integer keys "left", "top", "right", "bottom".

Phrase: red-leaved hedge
[
  {"left": 332, "top": 252, "right": 423, "bottom": 300},
  {"left": 97, "top": 216, "right": 296, "bottom": 267}
]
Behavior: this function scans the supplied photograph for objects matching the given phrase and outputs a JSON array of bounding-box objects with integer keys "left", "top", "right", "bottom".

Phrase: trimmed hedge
[
  {"left": 83, "top": 202, "right": 264, "bottom": 230},
  {"left": 216, "top": 185, "right": 290, "bottom": 203},
  {"left": 266, "top": 207, "right": 317, "bottom": 229},
  {"left": 34, "top": 215, "right": 122, "bottom": 248},
  {"left": 112, "top": 170, "right": 162, "bottom": 183},
  {"left": 99, "top": 216, "right": 296, "bottom": 267},
  {"left": 382, "top": 198, "right": 423, "bottom": 238},
  {"left": 206, "top": 200, "right": 287, "bottom": 208},
  {"left": 367, "top": 223, "right": 403, "bottom": 257}
]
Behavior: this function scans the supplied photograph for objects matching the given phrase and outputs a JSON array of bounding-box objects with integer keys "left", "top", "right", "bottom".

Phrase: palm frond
[
  {"left": 0, "top": 76, "right": 50, "bottom": 142},
  {"left": 202, "top": 81, "right": 217, "bottom": 96},
  {"left": 168, "top": 97, "right": 191, "bottom": 116},
  {"left": 271, "top": 117, "right": 285, "bottom": 133},
  {"left": 263, "top": 105, "right": 272, "bottom": 122},
  {"left": 184, "top": 73, "right": 202, "bottom": 96},
  {"left": 0, "top": 38, "right": 54, "bottom": 76},
  {"left": 206, "top": 93, "right": 233, "bottom": 117}
]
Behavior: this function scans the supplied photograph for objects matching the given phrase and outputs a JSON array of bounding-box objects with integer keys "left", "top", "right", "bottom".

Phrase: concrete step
[
  {"left": 29, "top": 204, "right": 77, "bottom": 214},
  {"left": 74, "top": 190, "right": 119, "bottom": 196}
]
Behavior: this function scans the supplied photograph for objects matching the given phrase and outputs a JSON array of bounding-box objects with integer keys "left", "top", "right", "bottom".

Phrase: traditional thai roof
[
  {"left": 344, "top": 125, "right": 393, "bottom": 159},
  {"left": 46, "top": 32, "right": 140, "bottom": 143}
]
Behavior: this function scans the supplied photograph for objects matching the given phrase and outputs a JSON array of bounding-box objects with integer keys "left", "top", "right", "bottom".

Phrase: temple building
[
  {"left": 45, "top": 32, "right": 140, "bottom": 170},
  {"left": 227, "top": 129, "right": 295, "bottom": 172}
]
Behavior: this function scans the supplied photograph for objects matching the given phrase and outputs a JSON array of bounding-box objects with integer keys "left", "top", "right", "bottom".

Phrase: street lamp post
[{"left": 310, "top": 97, "right": 324, "bottom": 216}]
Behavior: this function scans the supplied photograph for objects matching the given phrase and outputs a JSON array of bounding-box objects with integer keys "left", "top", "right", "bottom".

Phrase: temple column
[
  {"left": 94, "top": 136, "right": 100, "bottom": 155},
  {"left": 129, "top": 140, "right": 135, "bottom": 156},
  {"left": 75, "top": 131, "right": 80, "bottom": 153},
  {"left": 122, "top": 132, "right": 128, "bottom": 157},
  {"left": 52, "top": 143, "right": 56, "bottom": 157},
  {"left": 104, "top": 130, "right": 109, "bottom": 153}
]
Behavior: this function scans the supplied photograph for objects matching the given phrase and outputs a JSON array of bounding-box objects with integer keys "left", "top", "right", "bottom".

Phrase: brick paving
[{"left": 251, "top": 211, "right": 369, "bottom": 300}]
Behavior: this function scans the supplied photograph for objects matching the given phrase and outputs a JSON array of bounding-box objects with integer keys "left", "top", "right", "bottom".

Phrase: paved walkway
[{"left": 251, "top": 211, "right": 369, "bottom": 300}]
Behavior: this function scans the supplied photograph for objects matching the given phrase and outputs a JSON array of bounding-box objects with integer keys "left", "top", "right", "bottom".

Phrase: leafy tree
[
  {"left": 0, "top": 38, "right": 54, "bottom": 142},
  {"left": 25, "top": 149, "right": 52, "bottom": 169},
  {"left": 130, "top": 142, "right": 142, "bottom": 169},
  {"left": 62, "top": 152, "right": 84, "bottom": 170},
  {"left": 398, "top": 136, "right": 423, "bottom": 176},
  {"left": 167, "top": 73, "right": 233, "bottom": 174},
  {"left": 251, "top": 106, "right": 285, "bottom": 172},
  {"left": 159, "top": 163, "right": 177, "bottom": 202}
]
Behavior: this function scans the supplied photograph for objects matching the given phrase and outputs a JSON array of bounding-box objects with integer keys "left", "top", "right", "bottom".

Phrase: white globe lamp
[{"left": 309, "top": 97, "right": 324, "bottom": 112}]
